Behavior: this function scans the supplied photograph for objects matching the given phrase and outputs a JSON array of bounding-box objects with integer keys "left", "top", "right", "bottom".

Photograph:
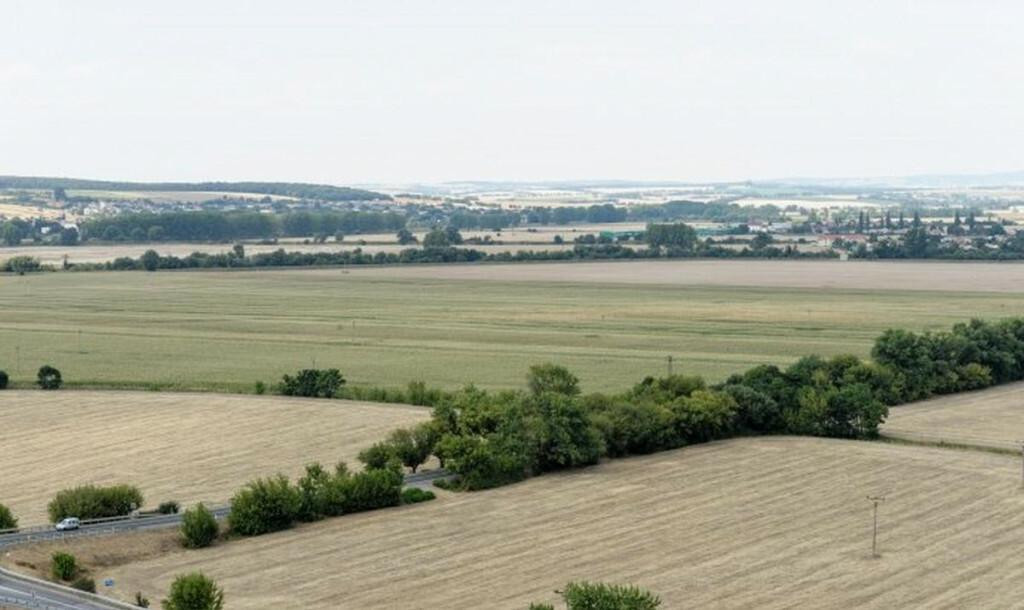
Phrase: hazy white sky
[{"left": 1, "top": 1, "right": 1021, "bottom": 184}]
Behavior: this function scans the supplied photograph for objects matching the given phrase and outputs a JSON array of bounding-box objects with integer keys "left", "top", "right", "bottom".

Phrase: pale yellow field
[
  {"left": 0, "top": 391, "right": 428, "bottom": 524},
  {"left": 63, "top": 437, "right": 1024, "bottom": 609},
  {"left": 340, "top": 259, "right": 1024, "bottom": 293},
  {"left": 0, "top": 202, "right": 63, "bottom": 220},
  {"left": 882, "top": 382, "right": 1024, "bottom": 450}
]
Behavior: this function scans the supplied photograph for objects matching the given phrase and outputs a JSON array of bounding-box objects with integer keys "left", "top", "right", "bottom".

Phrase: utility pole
[
  {"left": 867, "top": 495, "right": 885, "bottom": 558},
  {"left": 666, "top": 355, "right": 673, "bottom": 377}
]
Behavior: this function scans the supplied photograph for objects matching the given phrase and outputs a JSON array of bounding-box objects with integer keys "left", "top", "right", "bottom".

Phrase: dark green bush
[
  {"left": 71, "top": 576, "right": 96, "bottom": 593},
  {"left": 135, "top": 591, "right": 151, "bottom": 607},
  {"left": 180, "top": 503, "right": 218, "bottom": 549},
  {"left": 561, "top": 581, "right": 661, "bottom": 609},
  {"left": 338, "top": 468, "right": 403, "bottom": 514},
  {"left": 227, "top": 475, "right": 300, "bottom": 536},
  {"left": 0, "top": 370, "right": 8, "bottom": 389},
  {"left": 51, "top": 552, "right": 77, "bottom": 581},
  {"left": 162, "top": 572, "right": 224, "bottom": 610},
  {"left": 0, "top": 502, "right": 17, "bottom": 530},
  {"left": 158, "top": 501, "right": 180, "bottom": 515},
  {"left": 278, "top": 368, "right": 344, "bottom": 398},
  {"left": 400, "top": 487, "right": 435, "bottom": 504},
  {"left": 357, "top": 442, "right": 397, "bottom": 471},
  {"left": 47, "top": 484, "right": 144, "bottom": 522},
  {"left": 37, "top": 364, "right": 62, "bottom": 390}
]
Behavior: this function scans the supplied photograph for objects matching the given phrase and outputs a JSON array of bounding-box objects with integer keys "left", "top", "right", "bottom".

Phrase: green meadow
[{"left": 0, "top": 267, "right": 1018, "bottom": 393}]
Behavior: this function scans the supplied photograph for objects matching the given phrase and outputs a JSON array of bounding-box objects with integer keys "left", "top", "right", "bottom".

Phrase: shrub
[
  {"left": 338, "top": 467, "right": 403, "bottom": 514},
  {"left": 561, "top": 581, "right": 661, "bottom": 610},
  {"left": 400, "top": 487, "right": 436, "bottom": 504},
  {"left": 529, "top": 605, "right": 556, "bottom": 610},
  {"left": 387, "top": 425, "right": 436, "bottom": 473},
  {"left": 180, "top": 503, "right": 218, "bottom": 549},
  {"left": 135, "top": 592, "right": 151, "bottom": 607},
  {"left": 0, "top": 370, "right": 8, "bottom": 389},
  {"left": 527, "top": 363, "right": 580, "bottom": 396},
  {"left": 295, "top": 462, "right": 337, "bottom": 521},
  {"left": 357, "top": 442, "right": 397, "bottom": 470},
  {"left": 51, "top": 552, "right": 77, "bottom": 581},
  {"left": 162, "top": 572, "right": 224, "bottom": 610},
  {"left": 37, "top": 365, "right": 62, "bottom": 390},
  {"left": 158, "top": 501, "right": 180, "bottom": 515},
  {"left": 278, "top": 368, "right": 344, "bottom": 398},
  {"left": 254, "top": 381, "right": 266, "bottom": 395},
  {"left": 48, "top": 484, "right": 144, "bottom": 522},
  {"left": 71, "top": 576, "right": 96, "bottom": 593},
  {"left": 0, "top": 503, "right": 17, "bottom": 530},
  {"left": 227, "top": 475, "right": 300, "bottom": 536}
]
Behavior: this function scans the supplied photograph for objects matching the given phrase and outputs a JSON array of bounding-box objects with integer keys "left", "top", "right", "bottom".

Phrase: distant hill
[
  {"left": 0, "top": 176, "right": 389, "bottom": 202},
  {"left": 768, "top": 171, "right": 1024, "bottom": 189}
]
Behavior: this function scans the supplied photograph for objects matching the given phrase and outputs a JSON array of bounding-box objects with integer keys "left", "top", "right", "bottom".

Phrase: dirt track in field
[
  {"left": 90, "top": 437, "right": 1024, "bottom": 609},
  {"left": 0, "top": 391, "right": 428, "bottom": 524}
]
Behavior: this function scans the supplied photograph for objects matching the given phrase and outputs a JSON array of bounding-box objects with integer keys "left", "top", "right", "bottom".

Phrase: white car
[{"left": 55, "top": 517, "right": 80, "bottom": 531}]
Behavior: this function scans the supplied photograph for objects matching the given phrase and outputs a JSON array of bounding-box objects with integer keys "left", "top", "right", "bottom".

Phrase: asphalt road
[{"left": 0, "top": 470, "right": 450, "bottom": 609}]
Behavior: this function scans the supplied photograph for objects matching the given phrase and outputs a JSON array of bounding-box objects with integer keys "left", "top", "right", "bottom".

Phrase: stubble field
[
  {"left": 0, "top": 391, "right": 428, "bottom": 524},
  {"left": 883, "top": 381, "right": 1024, "bottom": 450},
  {"left": 31, "top": 436, "right": 1024, "bottom": 609}
]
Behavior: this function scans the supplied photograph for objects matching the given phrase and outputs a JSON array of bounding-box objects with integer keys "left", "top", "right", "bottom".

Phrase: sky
[{"left": 1, "top": 1, "right": 1022, "bottom": 185}]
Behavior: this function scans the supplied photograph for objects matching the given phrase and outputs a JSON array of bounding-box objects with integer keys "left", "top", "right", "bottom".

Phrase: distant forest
[{"left": 0, "top": 176, "right": 387, "bottom": 202}]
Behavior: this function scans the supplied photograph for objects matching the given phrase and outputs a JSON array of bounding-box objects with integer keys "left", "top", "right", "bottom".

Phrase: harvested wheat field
[
  {"left": 883, "top": 381, "right": 1024, "bottom": 450},
  {"left": 0, "top": 391, "right": 428, "bottom": 525},
  {"left": 344, "top": 259, "right": 1024, "bottom": 293},
  {"left": 89, "top": 437, "right": 1024, "bottom": 609}
]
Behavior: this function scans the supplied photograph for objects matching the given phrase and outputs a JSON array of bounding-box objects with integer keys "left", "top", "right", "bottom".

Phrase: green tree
[
  {"left": 51, "top": 552, "right": 77, "bottom": 581},
  {"left": 396, "top": 228, "right": 417, "bottom": 245},
  {"left": 387, "top": 424, "right": 436, "bottom": 473},
  {"left": 141, "top": 249, "right": 160, "bottom": 271},
  {"left": 560, "top": 581, "right": 661, "bottom": 610},
  {"left": 278, "top": 369, "right": 345, "bottom": 398},
  {"left": 37, "top": 365, "right": 62, "bottom": 390},
  {"left": 180, "top": 503, "right": 218, "bottom": 549},
  {"left": 227, "top": 475, "right": 300, "bottom": 536},
  {"left": 48, "top": 484, "right": 143, "bottom": 521},
  {"left": 59, "top": 227, "right": 79, "bottom": 246},
  {"left": 161, "top": 572, "right": 224, "bottom": 610},
  {"left": 422, "top": 228, "right": 450, "bottom": 248},
  {"left": 527, "top": 363, "right": 580, "bottom": 396},
  {"left": 527, "top": 393, "right": 604, "bottom": 471},
  {"left": 358, "top": 442, "right": 398, "bottom": 470},
  {"left": 0, "top": 503, "right": 17, "bottom": 529}
]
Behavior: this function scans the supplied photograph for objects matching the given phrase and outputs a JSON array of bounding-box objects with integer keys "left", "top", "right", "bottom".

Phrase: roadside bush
[
  {"left": 561, "top": 581, "right": 661, "bottom": 610},
  {"left": 227, "top": 475, "right": 300, "bottom": 536},
  {"left": 0, "top": 503, "right": 17, "bottom": 529},
  {"left": 135, "top": 592, "right": 151, "bottom": 607},
  {"left": 278, "top": 368, "right": 344, "bottom": 398},
  {"left": 71, "top": 576, "right": 96, "bottom": 593},
  {"left": 48, "top": 484, "right": 144, "bottom": 522},
  {"left": 253, "top": 381, "right": 266, "bottom": 395},
  {"left": 0, "top": 370, "right": 8, "bottom": 389},
  {"left": 37, "top": 364, "right": 62, "bottom": 390},
  {"left": 51, "top": 552, "right": 77, "bottom": 581},
  {"left": 386, "top": 423, "right": 437, "bottom": 473},
  {"left": 338, "top": 467, "right": 403, "bottom": 514},
  {"left": 158, "top": 501, "right": 180, "bottom": 515},
  {"left": 162, "top": 572, "right": 224, "bottom": 610},
  {"left": 180, "top": 503, "right": 218, "bottom": 549},
  {"left": 588, "top": 400, "right": 674, "bottom": 457},
  {"left": 668, "top": 390, "right": 739, "bottom": 443},
  {"left": 400, "top": 488, "right": 436, "bottom": 504}
]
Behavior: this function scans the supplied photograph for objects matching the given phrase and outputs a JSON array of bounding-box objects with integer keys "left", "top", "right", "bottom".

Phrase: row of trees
[
  {"left": 352, "top": 316, "right": 1024, "bottom": 492},
  {"left": 79, "top": 210, "right": 406, "bottom": 243},
  {"left": 47, "top": 484, "right": 144, "bottom": 522},
  {"left": 226, "top": 461, "right": 404, "bottom": 537}
]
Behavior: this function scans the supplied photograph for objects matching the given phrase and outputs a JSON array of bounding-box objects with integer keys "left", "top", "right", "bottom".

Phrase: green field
[{"left": 0, "top": 265, "right": 1019, "bottom": 393}]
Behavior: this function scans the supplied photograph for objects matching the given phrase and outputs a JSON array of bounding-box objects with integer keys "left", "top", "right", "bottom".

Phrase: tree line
[{"left": 0, "top": 176, "right": 387, "bottom": 201}]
